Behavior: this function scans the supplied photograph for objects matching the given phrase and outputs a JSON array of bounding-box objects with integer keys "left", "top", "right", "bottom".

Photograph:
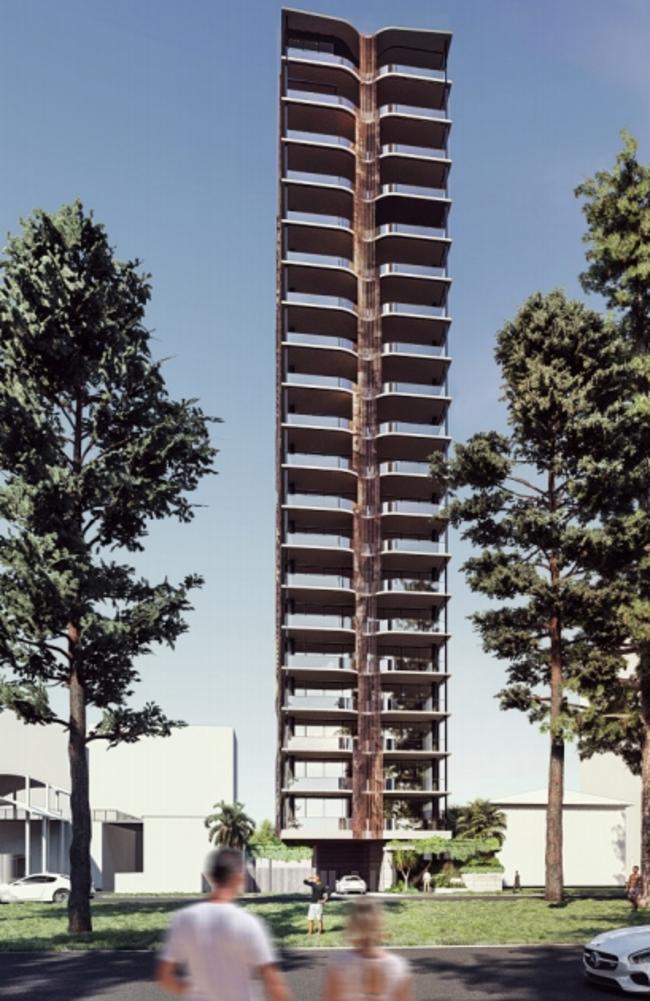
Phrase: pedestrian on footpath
[
  {"left": 627, "top": 865, "right": 642, "bottom": 911},
  {"left": 422, "top": 869, "right": 432, "bottom": 893},
  {"left": 322, "top": 898, "right": 411, "bottom": 1001},
  {"left": 304, "top": 871, "right": 330, "bottom": 936},
  {"left": 156, "top": 847, "right": 290, "bottom": 1001}
]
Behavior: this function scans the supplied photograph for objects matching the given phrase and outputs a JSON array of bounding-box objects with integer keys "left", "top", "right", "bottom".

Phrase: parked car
[
  {"left": 335, "top": 873, "right": 367, "bottom": 895},
  {"left": 0, "top": 873, "right": 93, "bottom": 904},
  {"left": 584, "top": 925, "right": 650, "bottom": 993}
]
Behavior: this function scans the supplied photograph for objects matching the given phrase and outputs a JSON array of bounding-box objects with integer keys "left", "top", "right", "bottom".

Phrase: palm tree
[
  {"left": 205, "top": 801, "right": 256, "bottom": 849},
  {"left": 455, "top": 799, "right": 507, "bottom": 845}
]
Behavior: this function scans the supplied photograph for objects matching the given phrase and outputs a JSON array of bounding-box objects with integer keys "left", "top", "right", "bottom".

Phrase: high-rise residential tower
[{"left": 275, "top": 8, "right": 452, "bottom": 888}]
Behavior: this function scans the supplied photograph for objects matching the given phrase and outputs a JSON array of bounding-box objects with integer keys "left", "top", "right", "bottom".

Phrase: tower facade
[{"left": 275, "top": 9, "right": 452, "bottom": 886}]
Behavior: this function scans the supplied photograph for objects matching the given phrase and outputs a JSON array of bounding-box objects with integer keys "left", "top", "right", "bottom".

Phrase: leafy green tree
[
  {"left": 249, "top": 818, "right": 280, "bottom": 849},
  {"left": 575, "top": 132, "right": 650, "bottom": 902},
  {"left": 0, "top": 202, "right": 216, "bottom": 933},
  {"left": 205, "top": 801, "right": 256, "bottom": 849},
  {"left": 455, "top": 800, "right": 507, "bottom": 845},
  {"left": 433, "top": 290, "right": 633, "bottom": 902},
  {"left": 392, "top": 848, "right": 419, "bottom": 889}
]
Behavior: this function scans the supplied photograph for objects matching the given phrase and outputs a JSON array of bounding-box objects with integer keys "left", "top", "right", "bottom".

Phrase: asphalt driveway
[{"left": 0, "top": 945, "right": 611, "bottom": 1000}]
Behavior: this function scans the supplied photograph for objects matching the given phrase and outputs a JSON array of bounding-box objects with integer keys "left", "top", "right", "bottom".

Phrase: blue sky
[{"left": 1, "top": 0, "right": 649, "bottom": 822}]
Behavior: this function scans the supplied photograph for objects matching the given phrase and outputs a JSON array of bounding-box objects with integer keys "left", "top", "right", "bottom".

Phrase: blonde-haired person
[{"left": 322, "top": 898, "right": 411, "bottom": 1001}]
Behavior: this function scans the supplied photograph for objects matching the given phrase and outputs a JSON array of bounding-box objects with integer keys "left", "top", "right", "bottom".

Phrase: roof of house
[{"left": 492, "top": 788, "right": 631, "bottom": 808}]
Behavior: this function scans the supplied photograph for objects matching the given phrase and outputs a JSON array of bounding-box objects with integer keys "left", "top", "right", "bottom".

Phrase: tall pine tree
[
  {"left": 433, "top": 290, "right": 632, "bottom": 902},
  {"left": 0, "top": 202, "right": 216, "bottom": 932},
  {"left": 574, "top": 133, "right": 650, "bottom": 903}
]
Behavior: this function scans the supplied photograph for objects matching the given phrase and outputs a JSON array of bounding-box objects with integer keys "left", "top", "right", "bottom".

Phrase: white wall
[
  {"left": 0, "top": 714, "right": 69, "bottom": 790},
  {"left": 581, "top": 754, "right": 640, "bottom": 872},
  {"left": 498, "top": 806, "right": 627, "bottom": 886},
  {"left": 90, "top": 726, "right": 234, "bottom": 818},
  {"left": 114, "top": 817, "right": 209, "bottom": 894}
]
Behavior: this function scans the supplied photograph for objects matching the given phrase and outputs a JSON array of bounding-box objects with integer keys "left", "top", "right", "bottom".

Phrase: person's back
[
  {"left": 323, "top": 899, "right": 411, "bottom": 1001},
  {"left": 157, "top": 848, "right": 289, "bottom": 1001}
]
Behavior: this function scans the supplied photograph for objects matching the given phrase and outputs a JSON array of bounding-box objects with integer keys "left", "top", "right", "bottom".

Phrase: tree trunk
[
  {"left": 67, "top": 649, "right": 92, "bottom": 933},
  {"left": 545, "top": 550, "right": 564, "bottom": 903},
  {"left": 638, "top": 669, "right": 650, "bottom": 908}
]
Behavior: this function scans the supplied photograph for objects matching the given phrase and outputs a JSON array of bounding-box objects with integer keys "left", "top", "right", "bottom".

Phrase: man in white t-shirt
[{"left": 156, "top": 847, "right": 291, "bottom": 1001}]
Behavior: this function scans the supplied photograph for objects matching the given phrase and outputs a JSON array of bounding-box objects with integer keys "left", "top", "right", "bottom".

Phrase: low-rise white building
[
  {"left": 494, "top": 788, "right": 630, "bottom": 887},
  {"left": 0, "top": 714, "right": 236, "bottom": 893}
]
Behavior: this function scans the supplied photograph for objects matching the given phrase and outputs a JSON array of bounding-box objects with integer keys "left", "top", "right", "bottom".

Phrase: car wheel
[{"left": 52, "top": 889, "right": 69, "bottom": 904}]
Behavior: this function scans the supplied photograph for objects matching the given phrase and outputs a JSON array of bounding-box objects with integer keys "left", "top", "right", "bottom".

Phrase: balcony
[
  {"left": 282, "top": 95, "right": 356, "bottom": 145},
  {"left": 283, "top": 298, "right": 357, "bottom": 340},
  {"left": 379, "top": 655, "right": 444, "bottom": 674},
  {"left": 283, "top": 138, "right": 356, "bottom": 187},
  {"left": 375, "top": 223, "right": 450, "bottom": 271},
  {"left": 285, "top": 734, "right": 354, "bottom": 755},
  {"left": 283, "top": 177, "right": 354, "bottom": 224},
  {"left": 284, "top": 218, "right": 354, "bottom": 261},
  {"left": 284, "top": 695, "right": 356, "bottom": 718},
  {"left": 285, "top": 46, "right": 358, "bottom": 74},
  {"left": 284, "top": 260, "right": 357, "bottom": 304},
  {"left": 283, "top": 497, "right": 353, "bottom": 535},
  {"left": 379, "top": 263, "right": 451, "bottom": 311},
  {"left": 377, "top": 380, "right": 450, "bottom": 425},
  {"left": 283, "top": 538, "right": 353, "bottom": 574},
  {"left": 281, "top": 816, "right": 353, "bottom": 840},
  {"left": 377, "top": 618, "right": 446, "bottom": 649},
  {"left": 285, "top": 651, "right": 354, "bottom": 670},
  {"left": 283, "top": 340, "right": 357, "bottom": 382},
  {"left": 381, "top": 345, "right": 451, "bottom": 386},
  {"left": 282, "top": 381, "right": 353, "bottom": 422},
  {"left": 283, "top": 456, "right": 356, "bottom": 497},
  {"left": 379, "top": 460, "right": 436, "bottom": 503},
  {"left": 384, "top": 777, "right": 440, "bottom": 795},
  {"left": 377, "top": 426, "right": 448, "bottom": 465},
  {"left": 284, "top": 775, "right": 353, "bottom": 793},
  {"left": 285, "top": 54, "right": 359, "bottom": 104},
  {"left": 381, "top": 695, "right": 446, "bottom": 722},
  {"left": 376, "top": 70, "right": 449, "bottom": 115},
  {"left": 375, "top": 189, "right": 450, "bottom": 231},
  {"left": 379, "top": 104, "right": 450, "bottom": 151},
  {"left": 377, "top": 578, "right": 448, "bottom": 613},
  {"left": 284, "top": 614, "right": 355, "bottom": 647}
]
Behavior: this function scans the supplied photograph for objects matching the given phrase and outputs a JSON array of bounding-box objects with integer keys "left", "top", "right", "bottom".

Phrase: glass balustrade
[
  {"left": 381, "top": 380, "right": 445, "bottom": 396},
  {"left": 285, "top": 291, "right": 357, "bottom": 310},
  {"left": 286, "top": 614, "right": 354, "bottom": 630},
  {"left": 378, "top": 618, "right": 441, "bottom": 633},
  {"left": 384, "top": 776, "right": 434, "bottom": 791},
  {"left": 285, "top": 453, "right": 352, "bottom": 470},
  {"left": 285, "top": 413, "right": 353, "bottom": 429},
  {"left": 285, "top": 210, "right": 352, "bottom": 228},
  {"left": 381, "top": 696, "right": 438, "bottom": 712},
  {"left": 286, "top": 776, "right": 353, "bottom": 791},
  {"left": 286, "top": 695, "right": 355, "bottom": 710},
  {"left": 377, "top": 222, "right": 447, "bottom": 239},
  {"left": 285, "top": 253, "right": 354, "bottom": 269},
  {"left": 286, "top": 573, "right": 353, "bottom": 589},
  {"left": 382, "top": 303, "right": 447, "bottom": 319},
  {"left": 382, "top": 538, "right": 446, "bottom": 553},
  {"left": 380, "top": 103, "right": 449, "bottom": 121},
  {"left": 380, "top": 657, "right": 440, "bottom": 673},
  {"left": 285, "top": 652, "right": 354, "bottom": 669},
  {"left": 284, "top": 494, "right": 354, "bottom": 511},
  {"left": 286, "top": 46, "right": 358, "bottom": 71},
  {"left": 380, "top": 460, "right": 431, "bottom": 475},
  {"left": 381, "top": 499, "right": 440, "bottom": 514},
  {"left": 382, "top": 540, "right": 443, "bottom": 555},
  {"left": 285, "top": 332, "right": 355, "bottom": 350},
  {"left": 379, "top": 422, "right": 444, "bottom": 437},
  {"left": 286, "top": 532, "right": 352, "bottom": 549},
  {"left": 380, "top": 577, "right": 442, "bottom": 593},
  {"left": 285, "top": 373, "right": 355, "bottom": 390},
  {"left": 380, "top": 183, "right": 447, "bottom": 198},
  {"left": 285, "top": 817, "right": 353, "bottom": 832},
  {"left": 287, "top": 88, "right": 357, "bottom": 111},
  {"left": 380, "top": 266, "right": 446, "bottom": 280},
  {"left": 285, "top": 171, "right": 354, "bottom": 191},
  {"left": 377, "top": 64, "right": 447, "bottom": 82},
  {"left": 287, "top": 734, "right": 354, "bottom": 751},
  {"left": 285, "top": 129, "right": 355, "bottom": 149}
]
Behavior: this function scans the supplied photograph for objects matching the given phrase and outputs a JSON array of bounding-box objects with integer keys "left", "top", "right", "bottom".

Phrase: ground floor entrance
[{"left": 314, "top": 840, "right": 386, "bottom": 891}]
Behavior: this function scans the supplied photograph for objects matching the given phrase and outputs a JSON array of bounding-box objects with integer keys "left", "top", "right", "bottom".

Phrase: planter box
[{"left": 461, "top": 871, "right": 503, "bottom": 893}]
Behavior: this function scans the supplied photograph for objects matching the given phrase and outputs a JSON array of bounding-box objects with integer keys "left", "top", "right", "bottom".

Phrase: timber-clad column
[{"left": 352, "top": 34, "right": 383, "bottom": 840}]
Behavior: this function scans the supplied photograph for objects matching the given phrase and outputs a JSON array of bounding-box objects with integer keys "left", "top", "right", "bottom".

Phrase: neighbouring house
[
  {"left": 0, "top": 713, "right": 236, "bottom": 892},
  {"left": 493, "top": 789, "right": 630, "bottom": 887}
]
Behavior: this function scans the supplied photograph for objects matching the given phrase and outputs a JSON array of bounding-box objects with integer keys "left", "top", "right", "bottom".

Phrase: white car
[
  {"left": 0, "top": 873, "right": 79, "bottom": 904},
  {"left": 335, "top": 873, "right": 367, "bottom": 895},
  {"left": 584, "top": 925, "right": 650, "bottom": 993}
]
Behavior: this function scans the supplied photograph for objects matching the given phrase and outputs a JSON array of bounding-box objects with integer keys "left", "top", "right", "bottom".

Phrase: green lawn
[{"left": 0, "top": 893, "right": 647, "bottom": 952}]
